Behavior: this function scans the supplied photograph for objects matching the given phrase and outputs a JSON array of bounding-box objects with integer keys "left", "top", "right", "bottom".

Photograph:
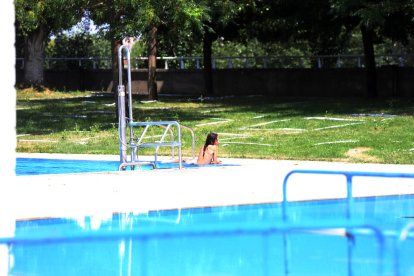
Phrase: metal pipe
[
  {"left": 125, "top": 48, "right": 133, "bottom": 123},
  {"left": 117, "top": 45, "right": 127, "bottom": 164},
  {"left": 121, "top": 46, "right": 135, "bottom": 163},
  {"left": 176, "top": 122, "right": 182, "bottom": 169},
  {"left": 282, "top": 170, "right": 414, "bottom": 221},
  {"left": 180, "top": 125, "right": 196, "bottom": 159}
]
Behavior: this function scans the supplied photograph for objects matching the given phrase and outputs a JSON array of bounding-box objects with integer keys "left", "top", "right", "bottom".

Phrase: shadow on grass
[{"left": 16, "top": 94, "right": 414, "bottom": 135}]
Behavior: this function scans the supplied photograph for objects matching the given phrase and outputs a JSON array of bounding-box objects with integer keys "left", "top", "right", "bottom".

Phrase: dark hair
[{"left": 203, "top": 132, "right": 218, "bottom": 156}]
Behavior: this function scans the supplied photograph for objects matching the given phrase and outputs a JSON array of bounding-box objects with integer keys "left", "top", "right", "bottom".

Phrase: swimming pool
[
  {"left": 3, "top": 193, "right": 414, "bottom": 276},
  {"left": 16, "top": 157, "right": 121, "bottom": 175},
  {"left": 15, "top": 157, "right": 236, "bottom": 175},
  {"left": 8, "top": 159, "right": 414, "bottom": 275}
]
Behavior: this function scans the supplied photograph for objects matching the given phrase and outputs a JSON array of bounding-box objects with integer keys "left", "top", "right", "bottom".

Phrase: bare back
[{"left": 196, "top": 145, "right": 219, "bottom": 165}]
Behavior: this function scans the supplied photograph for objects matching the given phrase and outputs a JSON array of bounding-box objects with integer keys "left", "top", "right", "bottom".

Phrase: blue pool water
[
  {"left": 15, "top": 157, "right": 235, "bottom": 175},
  {"left": 16, "top": 157, "right": 121, "bottom": 175},
  {"left": 5, "top": 195, "right": 414, "bottom": 276}
]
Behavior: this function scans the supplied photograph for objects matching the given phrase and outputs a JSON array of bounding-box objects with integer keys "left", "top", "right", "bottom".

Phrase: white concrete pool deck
[{"left": 10, "top": 153, "right": 414, "bottom": 220}]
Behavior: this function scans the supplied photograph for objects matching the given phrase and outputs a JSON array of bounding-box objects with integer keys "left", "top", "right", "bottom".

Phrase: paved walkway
[{"left": 10, "top": 153, "right": 414, "bottom": 220}]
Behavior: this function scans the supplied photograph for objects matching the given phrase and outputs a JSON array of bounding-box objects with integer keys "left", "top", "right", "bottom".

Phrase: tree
[
  {"left": 89, "top": 0, "right": 205, "bottom": 100},
  {"left": 199, "top": 0, "right": 246, "bottom": 96},
  {"left": 141, "top": 0, "right": 206, "bottom": 100},
  {"left": 247, "top": 0, "right": 414, "bottom": 96},
  {"left": 88, "top": 0, "right": 143, "bottom": 97},
  {"left": 86, "top": 0, "right": 149, "bottom": 122},
  {"left": 243, "top": 0, "right": 352, "bottom": 68},
  {"left": 47, "top": 22, "right": 110, "bottom": 70},
  {"left": 330, "top": 0, "right": 414, "bottom": 97},
  {"left": 15, "top": 0, "right": 85, "bottom": 88}
]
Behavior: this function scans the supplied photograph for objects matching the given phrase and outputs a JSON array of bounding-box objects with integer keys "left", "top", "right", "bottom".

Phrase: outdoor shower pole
[
  {"left": 124, "top": 46, "right": 135, "bottom": 163},
  {"left": 118, "top": 44, "right": 135, "bottom": 164},
  {"left": 117, "top": 45, "right": 128, "bottom": 164}
]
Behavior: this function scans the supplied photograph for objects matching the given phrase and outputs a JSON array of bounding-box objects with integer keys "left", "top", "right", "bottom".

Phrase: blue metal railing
[
  {"left": 0, "top": 220, "right": 386, "bottom": 276},
  {"left": 282, "top": 169, "right": 414, "bottom": 276},
  {"left": 282, "top": 170, "right": 414, "bottom": 221},
  {"left": 395, "top": 222, "right": 414, "bottom": 276}
]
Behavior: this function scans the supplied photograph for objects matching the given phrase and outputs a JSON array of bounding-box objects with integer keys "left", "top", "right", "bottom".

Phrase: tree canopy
[
  {"left": 15, "top": 0, "right": 414, "bottom": 97},
  {"left": 329, "top": 0, "right": 414, "bottom": 96},
  {"left": 15, "top": 0, "right": 86, "bottom": 86}
]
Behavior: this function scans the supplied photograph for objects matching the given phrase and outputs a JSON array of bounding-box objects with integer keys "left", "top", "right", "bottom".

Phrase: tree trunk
[
  {"left": 23, "top": 25, "right": 47, "bottom": 87},
  {"left": 148, "top": 26, "right": 158, "bottom": 101},
  {"left": 111, "top": 39, "right": 122, "bottom": 94},
  {"left": 203, "top": 30, "right": 214, "bottom": 96},
  {"left": 360, "top": 25, "right": 378, "bottom": 98}
]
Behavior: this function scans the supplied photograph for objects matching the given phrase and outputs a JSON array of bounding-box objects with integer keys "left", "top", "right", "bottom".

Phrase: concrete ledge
[{"left": 10, "top": 153, "right": 414, "bottom": 220}]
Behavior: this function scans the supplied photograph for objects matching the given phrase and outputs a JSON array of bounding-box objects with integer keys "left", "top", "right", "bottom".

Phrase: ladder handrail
[
  {"left": 117, "top": 40, "right": 194, "bottom": 170},
  {"left": 128, "top": 121, "right": 183, "bottom": 169},
  {"left": 180, "top": 124, "right": 196, "bottom": 160},
  {"left": 134, "top": 123, "right": 196, "bottom": 165}
]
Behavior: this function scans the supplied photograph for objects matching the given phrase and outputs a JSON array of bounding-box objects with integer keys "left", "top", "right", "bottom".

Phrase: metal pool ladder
[{"left": 116, "top": 44, "right": 195, "bottom": 171}]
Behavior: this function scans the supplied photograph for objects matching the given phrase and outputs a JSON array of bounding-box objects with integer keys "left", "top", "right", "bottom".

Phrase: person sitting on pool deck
[{"left": 196, "top": 132, "right": 222, "bottom": 165}]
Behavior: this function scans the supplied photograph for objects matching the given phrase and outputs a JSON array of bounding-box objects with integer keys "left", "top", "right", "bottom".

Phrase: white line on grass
[
  {"left": 196, "top": 119, "right": 233, "bottom": 127},
  {"left": 18, "top": 139, "right": 58, "bottom": 143},
  {"left": 217, "top": 132, "right": 249, "bottom": 137},
  {"left": 278, "top": 132, "right": 304, "bottom": 135},
  {"left": 239, "top": 119, "right": 290, "bottom": 130},
  {"left": 240, "top": 128, "right": 305, "bottom": 132},
  {"left": 305, "top": 117, "right": 364, "bottom": 122},
  {"left": 201, "top": 109, "right": 227, "bottom": 114},
  {"left": 314, "top": 140, "right": 359, "bottom": 146},
  {"left": 140, "top": 100, "right": 157, "bottom": 103},
  {"left": 210, "top": 118, "right": 230, "bottom": 120},
  {"left": 249, "top": 119, "right": 290, "bottom": 127},
  {"left": 221, "top": 142, "right": 273, "bottom": 147},
  {"left": 66, "top": 130, "right": 91, "bottom": 133},
  {"left": 272, "top": 128, "right": 305, "bottom": 131},
  {"left": 220, "top": 137, "right": 250, "bottom": 141},
  {"left": 313, "top": 122, "right": 364, "bottom": 131},
  {"left": 139, "top": 107, "right": 170, "bottom": 110}
]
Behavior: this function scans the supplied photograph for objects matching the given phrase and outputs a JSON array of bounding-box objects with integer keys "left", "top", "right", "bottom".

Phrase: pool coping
[{"left": 9, "top": 153, "right": 414, "bottom": 220}]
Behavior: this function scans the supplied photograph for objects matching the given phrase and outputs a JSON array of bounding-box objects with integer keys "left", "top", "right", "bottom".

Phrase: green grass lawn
[{"left": 16, "top": 89, "right": 414, "bottom": 164}]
